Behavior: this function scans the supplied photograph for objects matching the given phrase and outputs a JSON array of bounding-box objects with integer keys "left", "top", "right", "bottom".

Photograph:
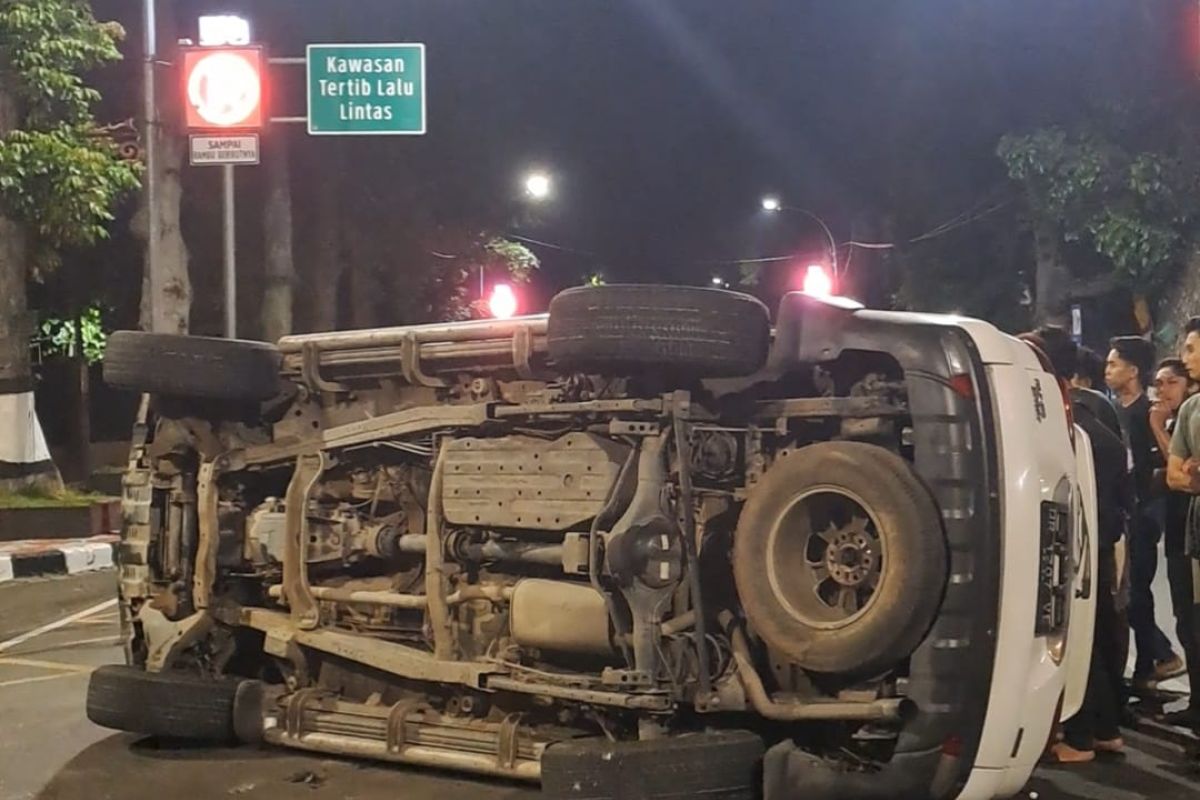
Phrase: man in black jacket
[{"left": 1028, "top": 327, "right": 1130, "bottom": 761}]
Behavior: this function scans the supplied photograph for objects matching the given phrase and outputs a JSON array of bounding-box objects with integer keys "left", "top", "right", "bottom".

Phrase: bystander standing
[
  {"left": 1108, "top": 336, "right": 1184, "bottom": 689},
  {"left": 1164, "top": 320, "right": 1200, "bottom": 733},
  {"left": 1150, "top": 358, "right": 1200, "bottom": 730},
  {"left": 1027, "top": 327, "right": 1129, "bottom": 762}
]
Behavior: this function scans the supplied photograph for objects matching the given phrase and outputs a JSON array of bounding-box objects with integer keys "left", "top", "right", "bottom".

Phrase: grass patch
[{"left": 0, "top": 487, "right": 112, "bottom": 509}]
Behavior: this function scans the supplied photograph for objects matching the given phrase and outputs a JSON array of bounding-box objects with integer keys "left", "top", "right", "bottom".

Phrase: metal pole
[
  {"left": 784, "top": 206, "right": 839, "bottom": 278},
  {"left": 223, "top": 165, "right": 237, "bottom": 338},
  {"left": 141, "top": 0, "right": 160, "bottom": 331}
]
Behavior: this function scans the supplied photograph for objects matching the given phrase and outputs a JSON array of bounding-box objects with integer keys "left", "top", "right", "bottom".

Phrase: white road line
[
  {"left": 0, "top": 598, "right": 117, "bottom": 654},
  {"left": 0, "top": 670, "right": 93, "bottom": 689},
  {"left": 0, "top": 656, "right": 95, "bottom": 674},
  {"left": 46, "top": 635, "right": 122, "bottom": 649}
]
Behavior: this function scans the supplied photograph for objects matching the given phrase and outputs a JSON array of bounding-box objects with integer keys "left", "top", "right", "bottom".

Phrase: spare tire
[
  {"left": 104, "top": 331, "right": 282, "bottom": 402},
  {"left": 732, "top": 441, "right": 947, "bottom": 677},
  {"left": 542, "top": 730, "right": 764, "bottom": 800},
  {"left": 547, "top": 285, "right": 770, "bottom": 377}
]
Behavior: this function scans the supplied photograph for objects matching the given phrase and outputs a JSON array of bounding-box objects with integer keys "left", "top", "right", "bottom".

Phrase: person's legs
[
  {"left": 1165, "top": 554, "right": 1200, "bottom": 723},
  {"left": 1062, "top": 647, "right": 1102, "bottom": 753},
  {"left": 1060, "top": 548, "right": 1123, "bottom": 760},
  {"left": 1129, "top": 511, "right": 1174, "bottom": 678}
]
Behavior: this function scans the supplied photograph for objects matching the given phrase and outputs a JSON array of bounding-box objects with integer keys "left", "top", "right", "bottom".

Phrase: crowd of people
[{"left": 1020, "top": 320, "right": 1200, "bottom": 764}]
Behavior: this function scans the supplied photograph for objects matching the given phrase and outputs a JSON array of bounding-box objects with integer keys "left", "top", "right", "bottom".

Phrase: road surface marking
[
  {"left": 1119, "top": 732, "right": 1200, "bottom": 793},
  {"left": 0, "top": 670, "right": 93, "bottom": 689},
  {"left": 0, "top": 598, "right": 117, "bottom": 654},
  {"left": 0, "top": 656, "right": 95, "bottom": 674},
  {"left": 48, "top": 635, "right": 122, "bottom": 649}
]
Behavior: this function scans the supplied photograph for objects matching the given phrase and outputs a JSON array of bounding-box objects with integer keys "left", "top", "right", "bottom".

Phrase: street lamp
[
  {"left": 524, "top": 171, "right": 552, "bottom": 201},
  {"left": 759, "top": 197, "right": 838, "bottom": 277}
]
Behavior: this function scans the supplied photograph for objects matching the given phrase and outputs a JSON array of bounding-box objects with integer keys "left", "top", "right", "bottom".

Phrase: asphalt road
[{"left": 1, "top": 570, "right": 1197, "bottom": 800}]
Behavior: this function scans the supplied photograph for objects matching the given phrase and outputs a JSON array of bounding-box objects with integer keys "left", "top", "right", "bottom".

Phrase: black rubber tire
[
  {"left": 103, "top": 331, "right": 282, "bottom": 402},
  {"left": 86, "top": 664, "right": 240, "bottom": 742},
  {"left": 542, "top": 730, "right": 764, "bottom": 800},
  {"left": 733, "top": 441, "right": 947, "bottom": 677},
  {"left": 547, "top": 285, "right": 770, "bottom": 378}
]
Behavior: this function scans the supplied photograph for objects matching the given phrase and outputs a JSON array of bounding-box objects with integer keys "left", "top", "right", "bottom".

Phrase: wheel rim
[{"left": 764, "top": 486, "right": 886, "bottom": 630}]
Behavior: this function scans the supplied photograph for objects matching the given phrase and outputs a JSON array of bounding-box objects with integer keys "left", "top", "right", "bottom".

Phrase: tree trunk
[
  {"left": 71, "top": 310, "right": 91, "bottom": 485},
  {"left": 0, "top": 78, "right": 60, "bottom": 493},
  {"left": 135, "top": 2, "right": 190, "bottom": 334},
  {"left": 261, "top": 133, "right": 295, "bottom": 343},
  {"left": 307, "top": 150, "right": 345, "bottom": 333},
  {"left": 1033, "top": 219, "right": 1070, "bottom": 325},
  {"left": 1157, "top": 248, "right": 1200, "bottom": 350},
  {"left": 346, "top": 244, "right": 379, "bottom": 330}
]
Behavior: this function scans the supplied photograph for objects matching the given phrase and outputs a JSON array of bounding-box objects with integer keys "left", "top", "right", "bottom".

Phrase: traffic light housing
[
  {"left": 801, "top": 264, "right": 834, "bottom": 297},
  {"left": 488, "top": 284, "right": 519, "bottom": 319},
  {"left": 182, "top": 46, "right": 265, "bottom": 131}
]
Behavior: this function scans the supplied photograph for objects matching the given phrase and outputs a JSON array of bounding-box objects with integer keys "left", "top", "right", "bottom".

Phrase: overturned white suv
[{"left": 90, "top": 286, "right": 1095, "bottom": 800}]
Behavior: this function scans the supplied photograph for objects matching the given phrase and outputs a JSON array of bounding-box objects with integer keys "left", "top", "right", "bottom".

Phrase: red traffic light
[
  {"left": 182, "top": 47, "right": 264, "bottom": 130},
  {"left": 488, "top": 284, "right": 519, "bottom": 319},
  {"left": 801, "top": 264, "right": 834, "bottom": 297}
]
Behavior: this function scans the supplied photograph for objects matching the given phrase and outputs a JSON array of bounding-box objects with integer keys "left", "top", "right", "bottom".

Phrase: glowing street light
[
  {"left": 760, "top": 197, "right": 839, "bottom": 278},
  {"left": 198, "top": 14, "right": 251, "bottom": 46},
  {"left": 524, "top": 172, "right": 552, "bottom": 201}
]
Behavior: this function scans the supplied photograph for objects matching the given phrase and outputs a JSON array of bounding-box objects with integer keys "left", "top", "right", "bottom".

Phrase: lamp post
[{"left": 761, "top": 197, "right": 838, "bottom": 277}]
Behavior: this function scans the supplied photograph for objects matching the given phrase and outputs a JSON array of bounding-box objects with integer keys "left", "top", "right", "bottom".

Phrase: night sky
[{"left": 84, "top": 1, "right": 1196, "bottom": 333}]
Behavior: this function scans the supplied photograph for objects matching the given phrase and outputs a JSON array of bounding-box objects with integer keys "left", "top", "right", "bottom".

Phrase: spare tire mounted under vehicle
[
  {"left": 547, "top": 284, "right": 771, "bottom": 377},
  {"left": 733, "top": 441, "right": 948, "bottom": 677},
  {"left": 103, "top": 331, "right": 282, "bottom": 402}
]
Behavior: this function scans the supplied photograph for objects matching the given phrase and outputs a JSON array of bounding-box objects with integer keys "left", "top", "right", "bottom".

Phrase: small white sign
[{"left": 189, "top": 134, "right": 260, "bottom": 166}]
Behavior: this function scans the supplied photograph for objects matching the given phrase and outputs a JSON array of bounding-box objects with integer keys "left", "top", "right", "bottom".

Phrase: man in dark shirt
[
  {"left": 1029, "top": 328, "right": 1128, "bottom": 760},
  {"left": 1152, "top": 358, "right": 1200, "bottom": 729},
  {"left": 1108, "top": 336, "right": 1183, "bottom": 687}
]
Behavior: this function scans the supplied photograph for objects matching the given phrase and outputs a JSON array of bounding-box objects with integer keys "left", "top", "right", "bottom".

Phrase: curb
[
  {"left": 0, "top": 535, "right": 118, "bottom": 583},
  {"left": 0, "top": 500, "right": 121, "bottom": 543}
]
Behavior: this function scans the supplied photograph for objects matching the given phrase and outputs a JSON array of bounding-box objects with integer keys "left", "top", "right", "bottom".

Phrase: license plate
[{"left": 1036, "top": 502, "right": 1070, "bottom": 635}]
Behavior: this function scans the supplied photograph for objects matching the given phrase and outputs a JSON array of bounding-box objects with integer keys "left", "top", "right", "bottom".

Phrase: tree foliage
[
  {"left": 34, "top": 303, "right": 105, "bottom": 363},
  {"left": 998, "top": 123, "right": 1200, "bottom": 293},
  {"left": 0, "top": 0, "right": 140, "bottom": 272}
]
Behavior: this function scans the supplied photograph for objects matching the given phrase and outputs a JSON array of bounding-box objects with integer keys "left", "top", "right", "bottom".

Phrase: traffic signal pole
[{"left": 223, "top": 165, "right": 237, "bottom": 338}]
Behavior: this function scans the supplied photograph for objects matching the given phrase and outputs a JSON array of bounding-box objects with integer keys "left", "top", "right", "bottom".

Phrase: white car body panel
[
  {"left": 940, "top": 327, "right": 1095, "bottom": 800},
  {"left": 1061, "top": 426, "right": 1098, "bottom": 720}
]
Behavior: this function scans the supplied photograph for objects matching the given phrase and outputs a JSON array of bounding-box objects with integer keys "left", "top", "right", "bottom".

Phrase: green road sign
[{"left": 306, "top": 43, "right": 426, "bottom": 135}]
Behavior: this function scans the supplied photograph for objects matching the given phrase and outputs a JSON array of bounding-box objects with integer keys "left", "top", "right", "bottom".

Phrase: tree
[
  {"left": 133, "top": 0, "right": 187, "bottom": 334},
  {"left": 261, "top": 132, "right": 294, "bottom": 343},
  {"left": 999, "top": 123, "right": 1200, "bottom": 328},
  {"left": 0, "top": 0, "right": 140, "bottom": 491}
]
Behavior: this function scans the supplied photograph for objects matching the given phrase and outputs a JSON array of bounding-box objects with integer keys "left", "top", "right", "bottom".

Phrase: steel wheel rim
[{"left": 764, "top": 485, "right": 886, "bottom": 631}]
